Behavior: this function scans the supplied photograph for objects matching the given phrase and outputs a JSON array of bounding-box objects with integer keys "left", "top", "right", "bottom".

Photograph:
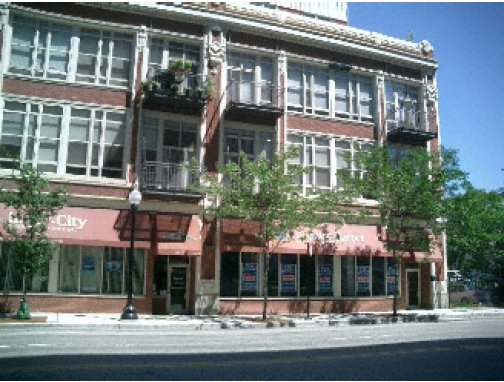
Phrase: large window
[
  {"left": 385, "top": 80, "right": 420, "bottom": 131},
  {"left": 8, "top": 16, "right": 133, "bottom": 87},
  {"left": 148, "top": 39, "right": 200, "bottom": 73},
  {"left": 287, "top": 133, "right": 374, "bottom": 193},
  {"left": 287, "top": 62, "right": 374, "bottom": 121},
  {"left": 227, "top": 52, "right": 274, "bottom": 105},
  {"left": 224, "top": 126, "right": 274, "bottom": 165},
  {"left": 341, "top": 256, "right": 397, "bottom": 297},
  {"left": 0, "top": 243, "right": 145, "bottom": 295},
  {"left": 220, "top": 252, "right": 335, "bottom": 298},
  {"left": 1, "top": 100, "right": 126, "bottom": 180}
]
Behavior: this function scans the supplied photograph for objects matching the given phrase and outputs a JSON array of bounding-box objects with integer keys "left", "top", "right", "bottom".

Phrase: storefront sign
[
  {"left": 8, "top": 212, "right": 88, "bottom": 232},
  {"left": 357, "top": 265, "right": 370, "bottom": 292},
  {"left": 241, "top": 262, "right": 258, "bottom": 292},
  {"left": 281, "top": 264, "right": 297, "bottom": 292},
  {"left": 318, "top": 264, "right": 333, "bottom": 293}
]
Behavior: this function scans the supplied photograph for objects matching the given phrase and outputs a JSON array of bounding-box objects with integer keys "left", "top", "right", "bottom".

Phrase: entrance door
[
  {"left": 168, "top": 266, "right": 188, "bottom": 314},
  {"left": 406, "top": 269, "right": 420, "bottom": 308}
]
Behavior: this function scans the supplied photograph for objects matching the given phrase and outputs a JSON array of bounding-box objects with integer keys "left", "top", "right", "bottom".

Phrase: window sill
[
  {"left": 286, "top": 110, "right": 375, "bottom": 127},
  {"left": 4, "top": 73, "right": 130, "bottom": 93}
]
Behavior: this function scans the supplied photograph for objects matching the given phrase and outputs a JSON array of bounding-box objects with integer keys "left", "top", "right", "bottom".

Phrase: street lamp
[{"left": 121, "top": 187, "right": 142, "bottom": 320}]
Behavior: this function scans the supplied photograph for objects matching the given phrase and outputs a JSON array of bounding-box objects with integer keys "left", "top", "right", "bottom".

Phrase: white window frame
[
  {"left": 0, "top": 98, "right": 128, "bottom": 182},
  {"left": 385, "top": 80, "right": 420, "bottom": 131},
  {"left": 6, "top": 14, "right": 134, "bottom": 88},
  {"left": 286, "top": 132, "right": 375, "bottom": 195}
]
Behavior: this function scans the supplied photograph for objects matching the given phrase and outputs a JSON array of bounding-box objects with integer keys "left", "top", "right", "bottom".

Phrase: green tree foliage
[
  {"left": 338, "top": 145, "right": 467, "bottom": 315},
  {"left": 193, "top": 147, "right": 341, "bottom": 319},
  {"left": 0, "top": 160, "right": 67, "bottom": 301},
  {"left": 445, "top": 187, "right": 504, "bottom": 274}
]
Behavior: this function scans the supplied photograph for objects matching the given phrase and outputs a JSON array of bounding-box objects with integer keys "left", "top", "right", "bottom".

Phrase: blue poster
[
  {"left": 357, "top": 265, "right": 370, "bottom": 292},
  {"left": 318, "top": 264, "right": 333, "bottom": 293},
  {"left": 241, "top": 262, "right": 258, "bottom": 292},
  {"left": 82, "top": 257, "right": 95, "bottom": 274},
  {"left": 106, "top": 260, "right": 123, "bottom": 274},
  {"left": 387, "top": 266, "right": 396, "bottom": 294},
  {"left": 281, "top": 264, "right": 296, "bottom": 292}
]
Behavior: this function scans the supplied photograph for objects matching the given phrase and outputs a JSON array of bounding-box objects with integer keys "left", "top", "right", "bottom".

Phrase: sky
[{"left": 348, "top": 2, "right": 504, "bottom": 191}]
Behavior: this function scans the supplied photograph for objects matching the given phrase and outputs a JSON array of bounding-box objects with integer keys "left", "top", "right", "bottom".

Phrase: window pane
[
  {"left": 67, "top": 142, "right": 87, "bottom": 165},
  {"left": 280, "top": 255, "right": 297, "bottom": 297},
  {"left": 372, "top": 257, "right": 386, "bottom": 296},
  {"left": 341, "top": 256, "right": 355, "bottom": 296},
  {"left": 220, "top": 252, "right": 239, "bottom": 297},
  {"left": 80, "top": 247, "right": 102, "bottom": 294},
  {"left": 58, "top": 246, "right": 79, "bottom": 293},
  {"left": 102, "top": 247, "right": 123, "bottom": 294}
]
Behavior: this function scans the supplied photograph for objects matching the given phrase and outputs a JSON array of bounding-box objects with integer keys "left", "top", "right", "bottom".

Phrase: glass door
[
  {"left": 168, "top": 266, "right": 188, "bottom": 314},
  {"left": 406, "top": 269, "right": 420, "bottom": 308}
]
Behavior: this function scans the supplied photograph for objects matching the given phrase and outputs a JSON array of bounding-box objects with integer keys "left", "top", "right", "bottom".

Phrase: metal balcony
[
  {"left": 142, "top": 69, "right": 207, "bottom": 115},
  {"left": 386, "top": 108, "right": 438, "bottom": 144},
  {"left": 140, "top": 161, "right": 203, "bottom": 200},
  {"left": 225, "top": 80, "right": 283, "bottom": 124}
]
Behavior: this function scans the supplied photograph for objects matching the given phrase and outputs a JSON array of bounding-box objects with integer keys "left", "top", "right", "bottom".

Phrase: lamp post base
[{"left": 121, "top": 304, "right": 138, "bottom": 320}]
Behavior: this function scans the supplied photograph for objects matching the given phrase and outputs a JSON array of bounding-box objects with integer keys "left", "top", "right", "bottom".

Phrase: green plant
[
  {"left": 0, "top": 159, "right": 67, "bottom": 317},
  {"left": 205, "top": 76, "right": 217, "bottom": 99},
  {"left": 171, "top": 83, "right": 179, "bottom": 93}
]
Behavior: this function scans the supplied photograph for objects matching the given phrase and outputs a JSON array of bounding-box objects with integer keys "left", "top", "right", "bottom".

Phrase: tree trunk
[{"left": 262, "top": 250, "right": 269, "bottom": 320}]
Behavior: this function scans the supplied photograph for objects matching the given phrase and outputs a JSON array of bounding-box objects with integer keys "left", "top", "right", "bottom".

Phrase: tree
[
  {"left": 193, "top": 147, "right": 339, "bottom": 320},
  {"left": 445, "top": 187, "right": 504, "bottom": 275},
  {"left": 0, "top": 160, "right": 67, "bottom": 318},
  {"left": 338, "top": 145, "right": 467, "bottom": 316}
]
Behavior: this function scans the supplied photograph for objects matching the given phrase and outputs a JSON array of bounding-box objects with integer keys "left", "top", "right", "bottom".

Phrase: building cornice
[{"left": 102, "top": 2, "right": 438, "bottom": 71}]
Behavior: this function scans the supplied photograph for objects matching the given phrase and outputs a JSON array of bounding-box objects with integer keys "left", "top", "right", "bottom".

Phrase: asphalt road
[{"left": 1, "top": 319, "right": 503, "bottom": 380}]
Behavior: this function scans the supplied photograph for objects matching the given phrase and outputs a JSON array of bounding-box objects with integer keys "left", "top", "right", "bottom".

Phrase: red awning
[{"left": 156, "top": 214, "right": 202, "bottom": 256}]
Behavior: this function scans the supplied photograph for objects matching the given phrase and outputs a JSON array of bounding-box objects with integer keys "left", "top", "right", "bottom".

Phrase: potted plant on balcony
[
  {"left": 151, "top": 81, "right": 160, "bottom": 91},
  {"left": 196, "top": 87, "right": 204, "bottom": 99},
  {"left": 171, "top": 83, "right": 179, "bottom": 94},
  {"left": 185, "top": 87, "right": 192, "bottom": 97}
]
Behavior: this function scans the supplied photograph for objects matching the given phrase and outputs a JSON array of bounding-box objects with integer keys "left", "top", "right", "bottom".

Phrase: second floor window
[
  {"left": 0, "top": 100, "right": 126, "bottom": 180},
  {"left": 8, "top": 16, "right": 133, "bottom": 87},
  {"left": 287, "top": 133, "right": 374, "bottom": 194},
  {"left": 224, "top": 127, "right": 273, "bottom": 166}
]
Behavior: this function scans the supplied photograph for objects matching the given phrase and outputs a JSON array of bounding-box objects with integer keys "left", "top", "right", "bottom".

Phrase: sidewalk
[{"left": 1, "top": 308, "right": 503, "bottom": 330}]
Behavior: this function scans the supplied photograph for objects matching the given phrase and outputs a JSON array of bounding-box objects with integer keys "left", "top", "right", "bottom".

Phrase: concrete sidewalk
[{"left": 1, "top": 308, "right": 503, "bottom": 330}]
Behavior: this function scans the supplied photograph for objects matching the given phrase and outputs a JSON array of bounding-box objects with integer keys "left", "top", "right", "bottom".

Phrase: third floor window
[
  {"left": 287, "top": 63, "right": 374, "bottom": 122},
  {"left": 8, "top": 16, "right": 133, "bottom": 87}
]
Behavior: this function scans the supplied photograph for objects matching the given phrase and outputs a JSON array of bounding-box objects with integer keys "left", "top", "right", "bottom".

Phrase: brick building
[{"left": 0, "top": 2, "right": 447, "bottom": 316}]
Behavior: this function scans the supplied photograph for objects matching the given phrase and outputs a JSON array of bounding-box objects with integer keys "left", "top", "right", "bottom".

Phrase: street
[{"left": 1, "top": 319, "right": 503, "bottom": 380}]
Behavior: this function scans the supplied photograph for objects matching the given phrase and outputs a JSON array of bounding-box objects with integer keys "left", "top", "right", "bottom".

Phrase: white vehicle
[
  {"left": 448, "top": 270, "right": 464, "bottom": 281},
  {"left": 449, "top": 283, "right": 477, "bottom": 304}
]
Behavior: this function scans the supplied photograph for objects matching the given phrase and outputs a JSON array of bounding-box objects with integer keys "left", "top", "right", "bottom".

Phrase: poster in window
[
  {"left": 106, "top": 260, "right": 123, "bottom": 274},
  {"left": 281, "top": 264, "right": 296, "bottom": 292},
  {"left": 357, "top": 265, "right": 370, "bottom": 292},
  {"left": 241, "top": 262, "right": 258, "bottom": 292},
  {"left": 318, "top": 264, "right": 333, "bottom": 293},
  {"left": 82, "top": 257, "right": 95, "bottom": 274},
  {"left": 387, "top": 266, "right": 396, "bottom": 294}
]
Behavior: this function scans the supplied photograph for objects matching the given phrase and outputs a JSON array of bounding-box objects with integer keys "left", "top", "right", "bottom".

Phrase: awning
[
  {"left": 221, "top": 220, "right": 389, "bottom": 256},
  {"left": 156, "top": 214, "right": 202, "bottom": 256},
  {"left": 403, "top": 247, "right": 443, "bottom": 263},
  {"left": 0, "top": 205, "right": 149, "bottom": 249}
]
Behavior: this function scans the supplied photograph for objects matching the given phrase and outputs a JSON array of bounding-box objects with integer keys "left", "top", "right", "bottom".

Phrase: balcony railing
[
  {"left": 227, "top": 80, "right": 282, "bottom": 108},
  {"left": 386, "top": 107, "right": 437, "bottom": 143},
  {"left": 141, "top": 161, "right": 203, "bottom": 198},
  {"left": 225, "top": 80, "right": 283, "bottom": 124},
  {"left": 144, "top": 68, "right": 208, "bottom": 102}
]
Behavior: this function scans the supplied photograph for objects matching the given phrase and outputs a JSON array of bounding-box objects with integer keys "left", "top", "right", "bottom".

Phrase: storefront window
[
  {"left": 102, "top": 247, "right": 123, "bottom": 294},
  {"left": 341, "top": 256, "right": 398, "bottom": 297},
  {"left": 267, "top": 254, "right": 279, "bottom": 297},
  {"left": 58, "top": 246, "right": 79, "bottom": 293},
  {"left": 241, "top": 253, "right": 259, "bottom": 297},
  {"left": 0, "top": 243, "right": 50, "bottom": 293},
  {"left": 220, "top": 252, "right": 239, "bottom": 297},
  {"left": 280, "top": 255, "right": 297, "bottom": 297}
]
